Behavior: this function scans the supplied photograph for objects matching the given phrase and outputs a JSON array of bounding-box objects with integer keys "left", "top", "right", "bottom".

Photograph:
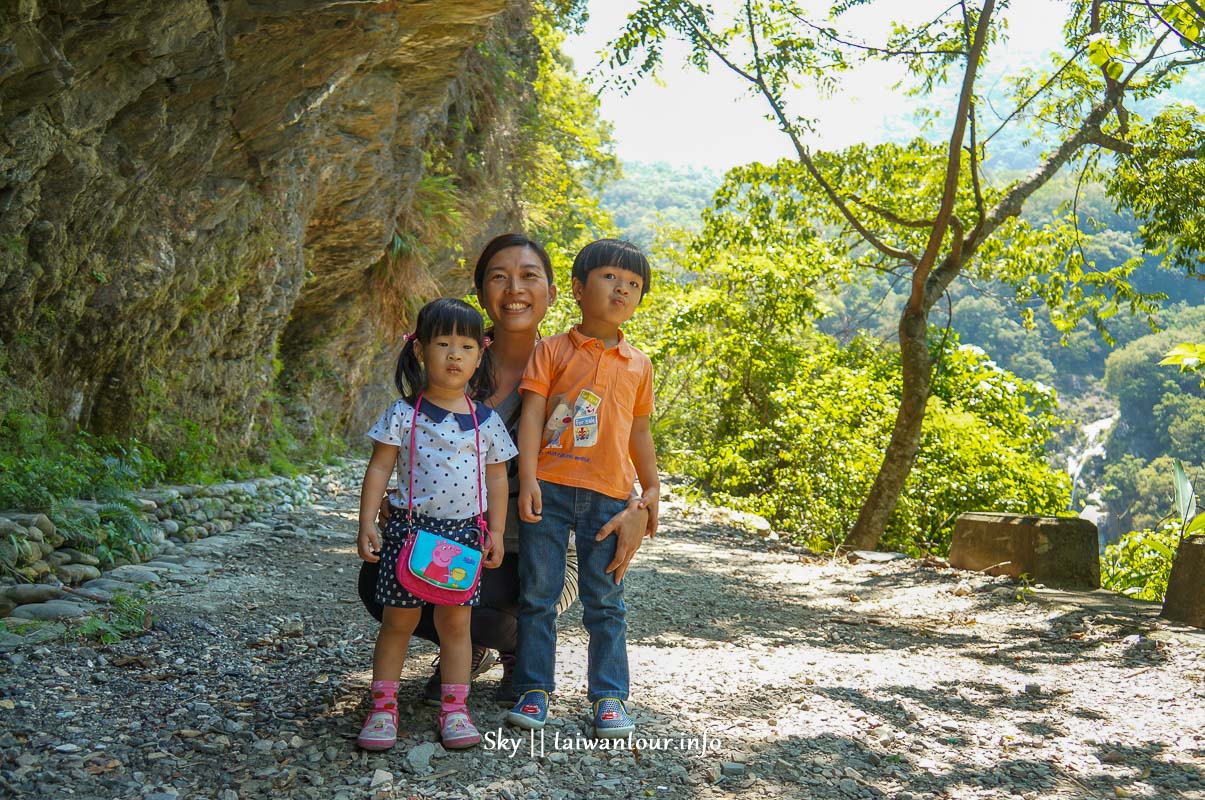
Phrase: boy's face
[{"left": 572, "top": 266, "right": 644, "bottom": 329}]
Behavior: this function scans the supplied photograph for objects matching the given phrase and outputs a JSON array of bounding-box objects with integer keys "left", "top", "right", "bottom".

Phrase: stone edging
[{"left": 0, "top": 475, "right": 315, "bottom": 637}]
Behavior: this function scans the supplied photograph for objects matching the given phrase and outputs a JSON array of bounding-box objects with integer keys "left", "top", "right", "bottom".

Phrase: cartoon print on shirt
[
  {"left": 571, "top": 389, "right": 601, "bottom": 448},
  {"left": 545, "top": 388, "right": 602, "bottom": 449},
  {"left": 543, "top": 395, "right": 574, "bottom": 447}
]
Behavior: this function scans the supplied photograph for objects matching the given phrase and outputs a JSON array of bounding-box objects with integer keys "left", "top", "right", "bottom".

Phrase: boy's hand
[
  {"left": 483, "top": 533, "right": 505, "bottom": 569},
  {"left": 357, "top": 524, "right": 381, "bottom": 563},
  {"left": 519, "top": 481, "right": 543, "bottom": 523}
]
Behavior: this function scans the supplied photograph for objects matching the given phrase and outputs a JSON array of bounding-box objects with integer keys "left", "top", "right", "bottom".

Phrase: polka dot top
[{"left": 367, "top": 398, "right": 518, "bottom": 520}]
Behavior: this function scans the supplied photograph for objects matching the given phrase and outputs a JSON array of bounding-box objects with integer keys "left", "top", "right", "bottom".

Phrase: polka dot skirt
[{"left": 374, "top": 513, "right": 485, "bottom": 608}]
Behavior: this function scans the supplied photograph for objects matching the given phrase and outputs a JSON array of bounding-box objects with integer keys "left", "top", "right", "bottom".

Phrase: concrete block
[
  {"left": 949, "top": 512, "right": 1100, "bottom": 590},
  {"left": 1162, "top": 535, "right": 1205, "bottom": 629}
]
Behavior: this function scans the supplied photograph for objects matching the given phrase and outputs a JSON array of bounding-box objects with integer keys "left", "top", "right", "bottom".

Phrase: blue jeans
[{"left": 515, "top": 480, "right": 629, "bottom": 702}]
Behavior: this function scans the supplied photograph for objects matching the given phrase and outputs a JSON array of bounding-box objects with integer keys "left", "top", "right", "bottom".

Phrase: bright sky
[{"left": 562, "top": 0, "right": 1067, "bottom": 171}]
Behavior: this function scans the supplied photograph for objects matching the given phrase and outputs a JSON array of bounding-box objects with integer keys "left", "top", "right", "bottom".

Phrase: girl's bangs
[{"left": 419, "top": 300, "right": 484, "bottom": 342}]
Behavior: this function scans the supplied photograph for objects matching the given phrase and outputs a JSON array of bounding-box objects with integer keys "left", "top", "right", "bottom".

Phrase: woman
[{"left": 358, "top": 233, "right": 650, "bottom": 706}]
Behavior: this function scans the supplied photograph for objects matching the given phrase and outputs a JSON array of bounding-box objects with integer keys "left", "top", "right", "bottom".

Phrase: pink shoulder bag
[{"left": 395, "top": 393, "right": 491, "bottom": 605}]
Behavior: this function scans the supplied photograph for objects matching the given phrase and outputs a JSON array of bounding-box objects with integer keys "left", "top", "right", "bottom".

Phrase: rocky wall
[
  {"left": 0, "top": 474, "right": 314, "bottom": 621},
  {"left": 0, "top": 0, "right": 520, "bottom": 454}
]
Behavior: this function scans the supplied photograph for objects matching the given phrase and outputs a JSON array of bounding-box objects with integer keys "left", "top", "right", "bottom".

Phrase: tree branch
[
  {"left": 848, "top": 194, "right": 934, "bottom": 228},
  {"left": 704, "top": 1, "right": 921, "bottom": 265},
  {"left": 908, "top": 0, "right": 995, "bottom": 316},
  {"left": 962, "top": 83, "right": 1127, "bottom": 266},
  {"left": 1086, "top": 130, "right": 1135, "bottom": 154},
  {"left": 967, "top": 101, "right": 987, "bottom": 230},
  {"left": 981, "top": 45, "right": 1087, "bottom": 148},
  {"left": 786, "top": 8, "right": 968, "bottom": 58}
]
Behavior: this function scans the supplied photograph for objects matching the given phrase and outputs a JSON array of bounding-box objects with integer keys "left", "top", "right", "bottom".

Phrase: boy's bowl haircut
[{"left": 571, "top": 239, "right": 651, "bottom": 299}]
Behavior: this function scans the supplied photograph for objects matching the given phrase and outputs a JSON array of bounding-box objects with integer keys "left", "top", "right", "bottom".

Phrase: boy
[{"left": 506, "top": 239, "right": 659, "bottom": 739}]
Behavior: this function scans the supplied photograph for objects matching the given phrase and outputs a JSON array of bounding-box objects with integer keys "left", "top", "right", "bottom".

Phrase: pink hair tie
[
  {"left": 401, "top": 332, "right": 415, "bottom": 344},
  {"left": 483, "top": 336, "right": 492, "bottom": 348}
]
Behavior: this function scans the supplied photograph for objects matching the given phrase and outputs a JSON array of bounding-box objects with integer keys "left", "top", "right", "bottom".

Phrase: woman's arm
[
  {"left": 595, "top": 494, "right": 651, "bottom": 585},
  {"left": 483, "top": 461, "right": 508, "bottom": 567},
  {"left": 358, "top": 442, "right": 399, "bottom": 561},
  {"left": 517, "top": 390, "right": 548, "bottom": 522},
  {"left": 595, "top": 414, "right": 659, "bottom": 585},
  {"left": 629, "top": 415, "right": 660, "bottom": 538}
]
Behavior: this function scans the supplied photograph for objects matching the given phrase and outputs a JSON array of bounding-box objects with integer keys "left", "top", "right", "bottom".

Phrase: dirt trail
[{"left": 1, "top": 463, "right": 1202, "bottom": 800}]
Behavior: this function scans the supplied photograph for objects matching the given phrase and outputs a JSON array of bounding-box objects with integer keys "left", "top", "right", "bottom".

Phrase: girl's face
[
  {"left": 416, "top": 332, "right": 483, "bottom": 394},
  {"left": 477, "top": 246, "right": 556, "bottom": 336}
]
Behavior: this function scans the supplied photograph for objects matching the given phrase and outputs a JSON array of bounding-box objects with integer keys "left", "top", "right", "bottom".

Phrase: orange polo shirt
[{"left": 519, "top": 326, "right": 655, "bottom": 500}]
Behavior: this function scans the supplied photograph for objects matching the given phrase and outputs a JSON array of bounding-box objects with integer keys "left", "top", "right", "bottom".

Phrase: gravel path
[{"left": 1, "top": 463, "right": 1202, "bottom": 800}]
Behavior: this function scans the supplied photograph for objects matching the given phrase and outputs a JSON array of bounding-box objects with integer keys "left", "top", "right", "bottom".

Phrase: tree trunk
[{"left": 843, "top": 304, "right": 933, "bottom": 551}]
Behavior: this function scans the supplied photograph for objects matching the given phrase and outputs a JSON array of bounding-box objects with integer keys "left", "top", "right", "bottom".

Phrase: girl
[{"left": 356, "top": 298, "right": 516, "bottom": 751}]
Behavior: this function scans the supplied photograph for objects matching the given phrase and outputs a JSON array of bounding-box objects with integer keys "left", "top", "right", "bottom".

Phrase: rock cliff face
[{"left": 0, "top": 0, "right": 522, "bottom": 457}]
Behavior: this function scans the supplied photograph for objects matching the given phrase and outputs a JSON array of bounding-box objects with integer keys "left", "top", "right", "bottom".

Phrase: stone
[
  {"left": 1162, "top": 535, "right": 1205, "bottom": 629},
  {"left": 80, "top": 578, "right": 141, "bottom": 594},
  {"left": 847, "top": 550, "right": 909, "bottom": 563},
  {"left": 713, "top": 508, "right": 774, "bottom": 535},
  {"left": 949, "top": 513, "right": 1100, "bottom": 589},
  {"left": 0, "top": 0, "right": 522, "bottom": 457},
  {"left": 8, "top": 600, "right": 94, "bottom": 621},
  {"left": 55, "top": 564, "right": 103, "bottom": 585},
  {"left": 59, "top": 548, "right": 101, "bottom": 567},
  {"left": 105, "top": 566, "right": 162, "bottom": 584},
  {"left": 19, "top": 560, "right": 51, "bottom": 581},
  {"left": 0, "top": 513, "right": 55, "bottom": 540},
  {"left": 406, "top": 742, "right": 436, "bottom": 772},
  {"left": 2, "top": 584, "right": 67, "bottom": 604}
]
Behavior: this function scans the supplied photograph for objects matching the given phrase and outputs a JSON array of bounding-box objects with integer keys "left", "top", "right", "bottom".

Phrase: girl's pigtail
[
  {"left": 469, "top": 342, "right": 498, "bottom": 402},
  {"left": 394, "top": 335, "right": 425, "bottom": 404}
]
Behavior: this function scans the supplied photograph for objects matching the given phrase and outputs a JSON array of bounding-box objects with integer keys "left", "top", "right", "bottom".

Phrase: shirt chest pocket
[{"left": 604, "top": 361, "right": 642, "bottom": 416}]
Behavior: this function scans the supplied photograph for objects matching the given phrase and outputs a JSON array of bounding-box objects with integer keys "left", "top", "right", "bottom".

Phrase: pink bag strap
[{"left": 406, "top": 392, "right": 490, "bottom": 551}]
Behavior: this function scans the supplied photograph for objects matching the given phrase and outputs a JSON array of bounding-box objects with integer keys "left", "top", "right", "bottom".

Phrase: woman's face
[{"left": 477, "top": 246, "right": 556, "bottom": 336}]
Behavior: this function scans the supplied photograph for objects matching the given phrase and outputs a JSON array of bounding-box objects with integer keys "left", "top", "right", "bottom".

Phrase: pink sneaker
[
  {"left": 357, "top": 710, "right": 398, "bottom": 750},
  {"left": 438, "top": 710, "right": 481, "bottom": 749}
]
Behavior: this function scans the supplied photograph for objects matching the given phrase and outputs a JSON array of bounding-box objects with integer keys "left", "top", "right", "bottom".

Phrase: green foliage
[
  {"left": 636, "top": 239, "right": 1069, "bottom": 554},
  {"left": 1103, "top": 306, "right": 1205, "bottom": 462},
  {"left": 1101, "top": 523, "right": 1180, "bottom": 601},
  {"left": 1106, "top": 105, "right": 1205, "bottom": 276},
  {"left": 0, "top": 412, "right": 163, "bottom": 512},
  {"left": 601, "top": 161, "right": 721, "bottom": 247},
  {"left": 72, "top": 590, "right": 152, "bottom": 644},
  {"left": 1096, "top": 336, "right": 1205, "bottom": 600},
  {"left": 49, "top": 501, "right": 157, "bottom": 568},
  {"left": 605, "top": 0, "right": 1204, "bottom": 550},
  {"left": 159, "top": 418, "right": 222, "bottom": 484},
  {"left": 1160, "top": 341, "right": 1205, "bottom": 373},
  {"left": 512, "top": 7, "right": 620, "bottom": 251}
]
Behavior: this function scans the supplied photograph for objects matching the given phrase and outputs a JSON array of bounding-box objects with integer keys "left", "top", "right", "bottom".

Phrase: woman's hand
[
  {"left": 640, "top": 485, "right": 660, "bottom": 538},
  {"left": 376, "top": 489, "right": 395, "bottom": 526},
  {"left": 483, "top": 533, "right": 505, "bottom": 569},
  {"left": 357, "top": 523, "right": 381, "bottom": 563},
  {"left": 595, "top": 495, "right": 652, "bottom": 585}
]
